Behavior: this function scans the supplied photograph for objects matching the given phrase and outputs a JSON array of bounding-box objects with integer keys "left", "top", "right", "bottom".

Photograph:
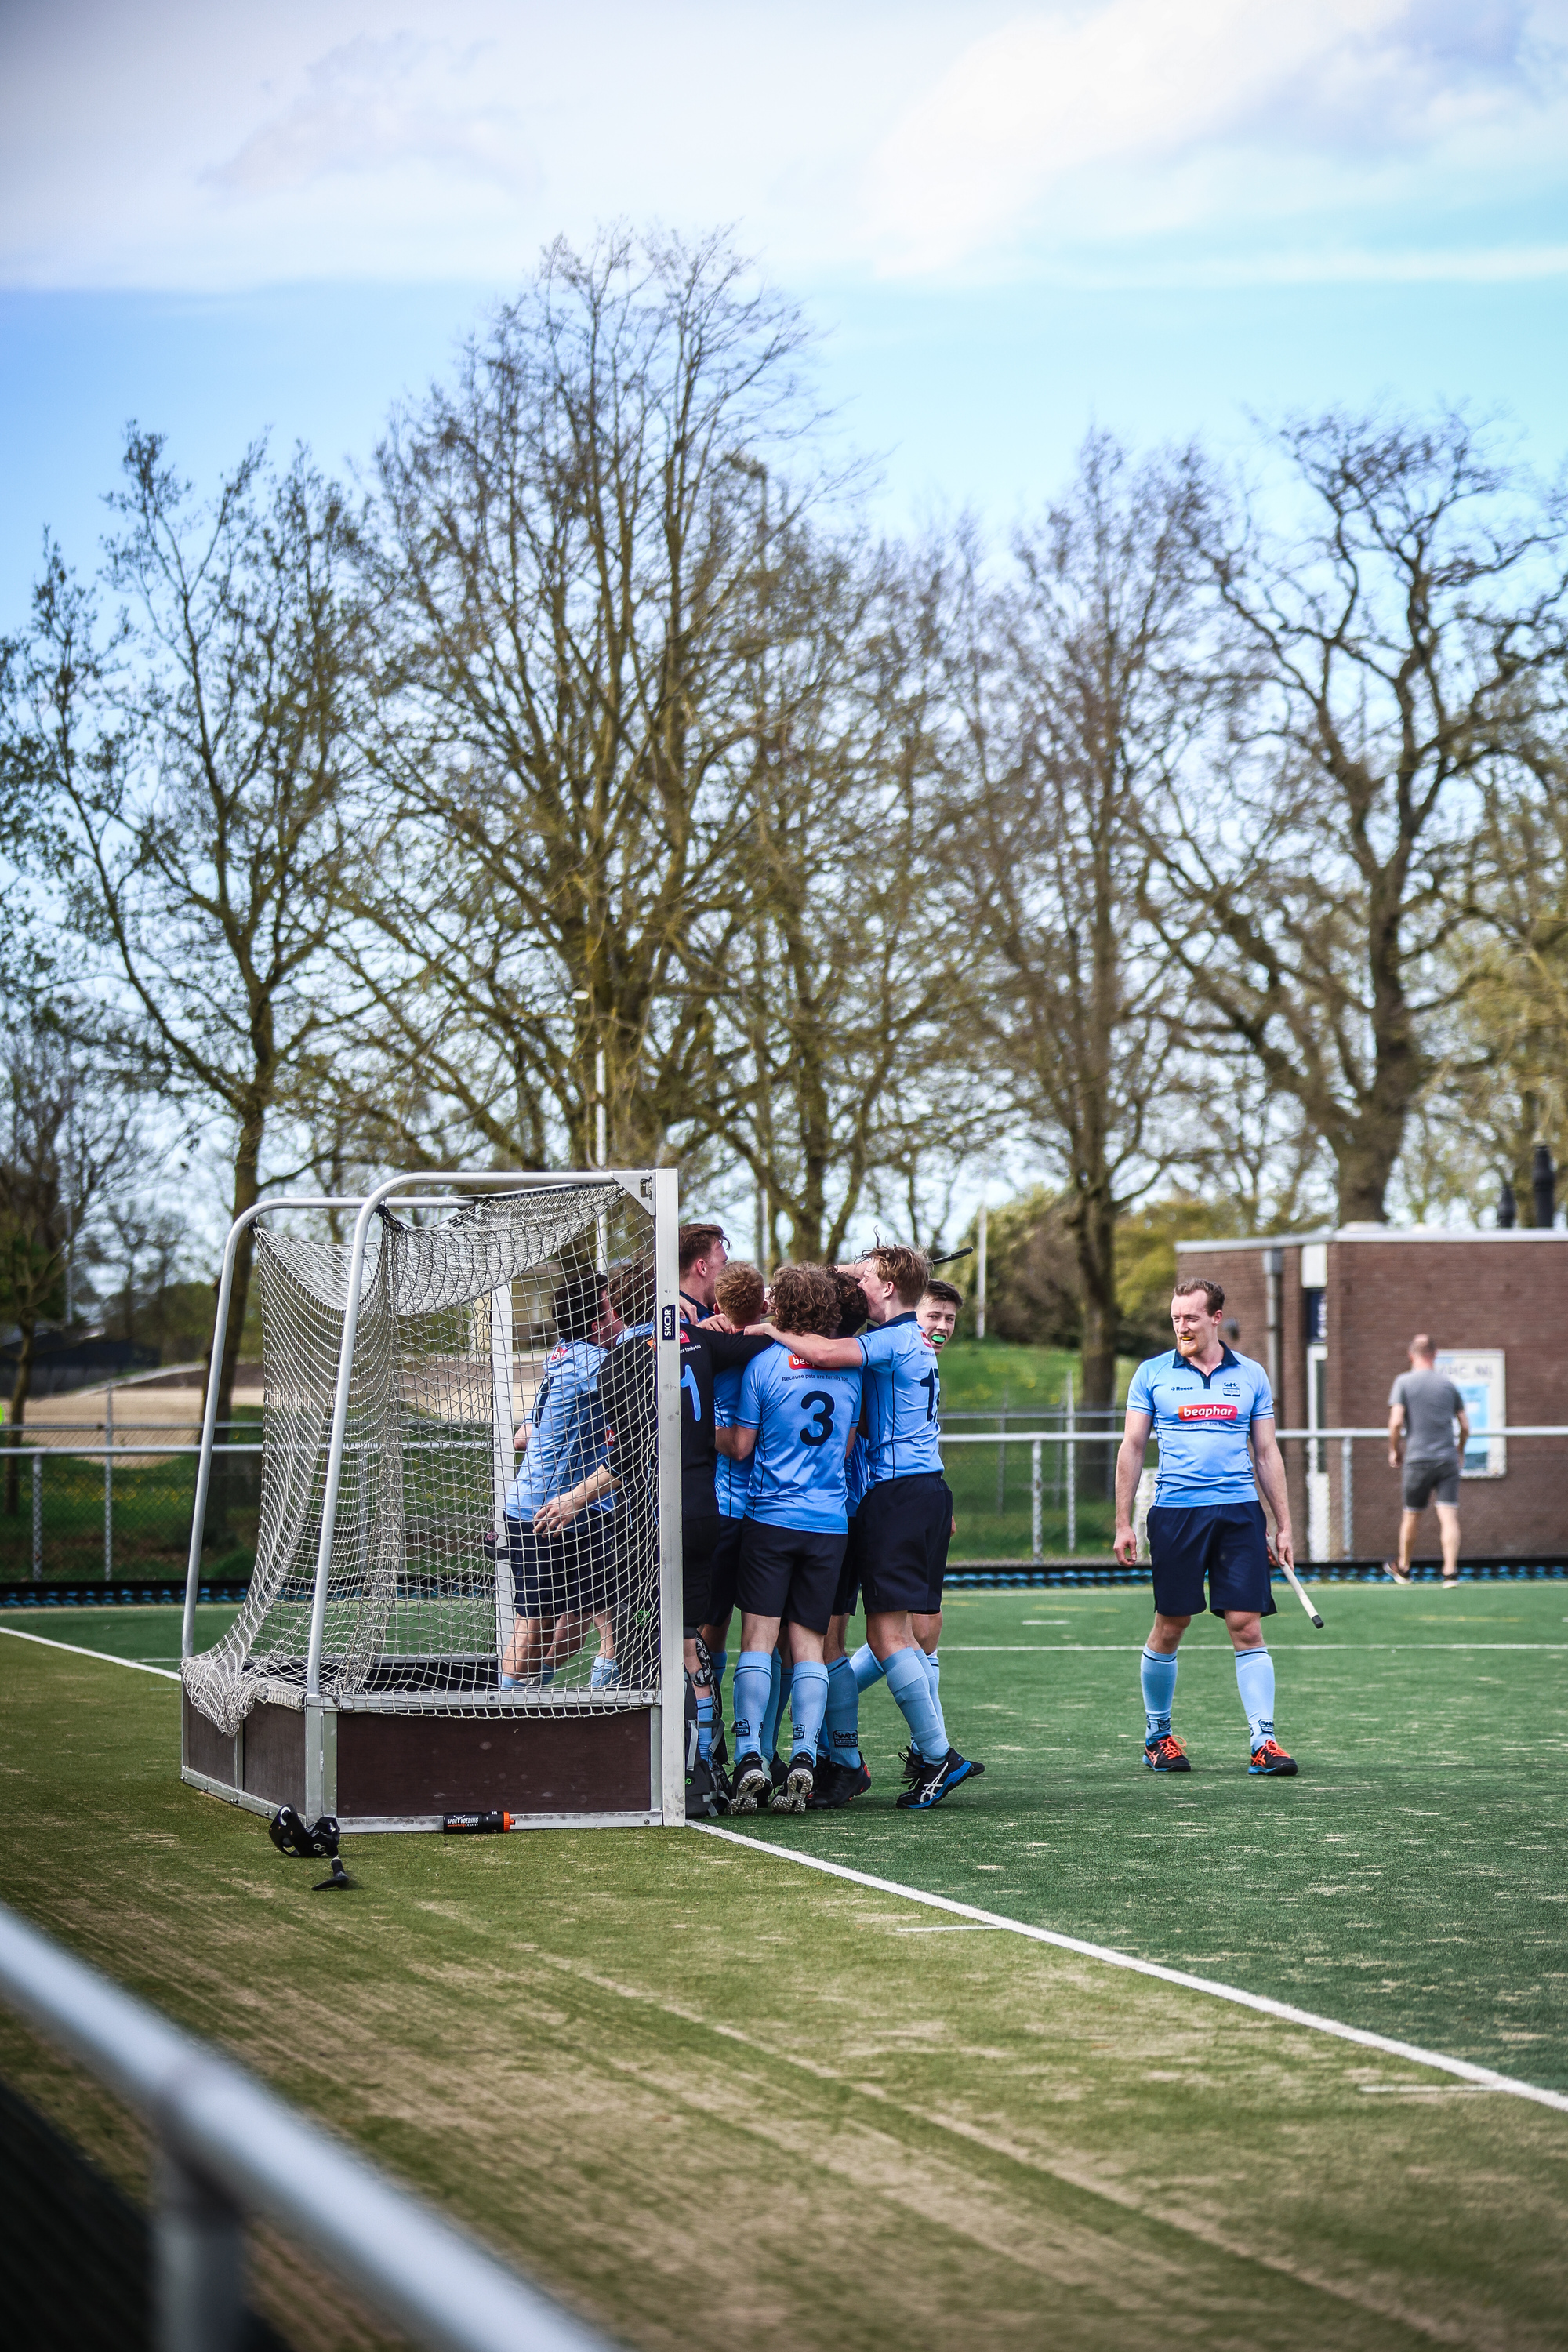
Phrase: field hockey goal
[{"left": 179, "top": 1170, "right": 683, "bottom": 1831}]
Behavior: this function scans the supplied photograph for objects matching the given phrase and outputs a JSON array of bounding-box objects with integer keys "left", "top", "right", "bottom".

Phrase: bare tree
[
  {"left": 1156, "top": 410, "right": 1568, "bottom": 1223},
  {"left": 1403, "top": 770, "right": 1568, "bottom": 1218},
  {"left": 705, "top": 524, "right": 971, "bottom": 1261},
  {"left": 353, "top": 228, "right": 816, "bottom": 1169},
  {"left": 5, "top": 435, "right": 366, "bottom": 1437},
  {"left": 950, "top": 437, "right": 1221, "bottom": 1410},
  {"left": 0, "top": 1015, "right": 135, "bottom": 1511}
]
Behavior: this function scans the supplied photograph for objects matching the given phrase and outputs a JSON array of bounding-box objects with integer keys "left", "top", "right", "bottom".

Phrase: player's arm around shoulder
[{"left": 767, "top": 1326, "right": 864, "bottom": 1370}]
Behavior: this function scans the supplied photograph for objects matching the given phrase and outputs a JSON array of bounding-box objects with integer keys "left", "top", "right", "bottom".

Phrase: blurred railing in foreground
[{"left": 0, "top": 1901, "right": 608, "bottom": 2352}]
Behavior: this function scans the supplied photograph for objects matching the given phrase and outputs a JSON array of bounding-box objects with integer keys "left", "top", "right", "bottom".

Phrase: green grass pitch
[{"left": 2, "top": 1584, "right": 1566, "bottom": 2350}]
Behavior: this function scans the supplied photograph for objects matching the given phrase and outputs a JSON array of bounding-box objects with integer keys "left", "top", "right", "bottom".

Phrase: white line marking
[
  {"left": 892, "top": 1922, "right": 1007, "bottom": 1934},
  {"left": 693, "top": 1823, "right": 1568, "bottom": 2115},
  {"left": 0, "top": 1626, "right": 180, "bottom": 1679}
]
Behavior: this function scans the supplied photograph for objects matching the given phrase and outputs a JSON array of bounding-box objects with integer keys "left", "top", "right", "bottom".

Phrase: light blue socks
[
  {"left": 1140, "top": 1646, "right": 1178, "bottom": 1740},
  {"left": 850, "top": 1642, "right": 885, "bottom": 1692},
  {"left": 776, "top": 1660, "right": 795, "bottom": 1752},
  {"left": 757, "top": 1652, "right": 782, "bottom": 1756},
  {"left": 926, "top": 1650, "right": 940, "bottom": 1704},
  {"left": 733, "top": 1649, "right": 772, "bottom": 1759},
  {"left": 789, "top": 1661, "right": 829, "bottom": 1762},
  {"left": 825, "top": 1654, "right": 862, "bottom": 1769},
  {"left": 1234, "top": 1646, "right": 1276, "bottom": 1750},
  {"left": 884, "top": 1644, "right": 949, "bottom": 1762}
]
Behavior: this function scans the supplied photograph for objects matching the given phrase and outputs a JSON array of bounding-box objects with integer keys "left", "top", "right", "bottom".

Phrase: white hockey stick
[{"left": 1276, "top": 1556, "right": 1325, "bottom": 1629}]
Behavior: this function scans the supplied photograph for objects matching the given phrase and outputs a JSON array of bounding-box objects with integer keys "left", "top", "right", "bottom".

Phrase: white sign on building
[{"left": 1436, "top": 1348, "right": 1506, "bottom": 1478}]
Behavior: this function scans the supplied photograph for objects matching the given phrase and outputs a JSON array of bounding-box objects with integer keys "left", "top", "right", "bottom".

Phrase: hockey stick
[{"left": 1277, "top": 1557, "right": 1325, "bottom": 1630}]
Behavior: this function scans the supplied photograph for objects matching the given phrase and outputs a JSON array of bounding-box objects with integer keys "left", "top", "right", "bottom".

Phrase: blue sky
[{"left": 5, "top": 0, "right": 1568, "bottom": 615}]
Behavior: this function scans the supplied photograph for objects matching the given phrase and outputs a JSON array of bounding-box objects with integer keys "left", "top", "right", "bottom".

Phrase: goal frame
[{"left": 179, "top": 1167, "right": 685, "bottom": 1829}]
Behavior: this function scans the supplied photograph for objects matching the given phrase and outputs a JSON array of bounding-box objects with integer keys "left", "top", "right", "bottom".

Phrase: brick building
[{"left": 1172, "top": 1227, "right": 1568, "bottom": 1562}]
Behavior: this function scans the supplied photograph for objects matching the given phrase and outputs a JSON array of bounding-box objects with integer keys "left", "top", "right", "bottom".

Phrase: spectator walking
[{"left": 1386, "top": 1336, "right": 1469, "bottom": 1587}]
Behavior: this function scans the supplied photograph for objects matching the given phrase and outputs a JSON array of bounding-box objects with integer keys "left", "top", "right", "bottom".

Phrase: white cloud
[
  {"left": 205, "top": 34, "right": 535, "bottom": 198},
  {"left": 865, "top": 0, "right": 1568, "bottom": 274},
  {"left": 2, "top": 0, "right": 1567, "bottom": 293}
]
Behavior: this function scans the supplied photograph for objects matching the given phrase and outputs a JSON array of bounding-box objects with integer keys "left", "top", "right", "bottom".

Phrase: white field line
[
  {"left": 944, "top": 1642, "right": 1568, "bottom": 1653},
  {"left": 695, "top": 1822, "right": 1568, "bottom": 2117},
  {"left": 0, "top": 1626, "right": 180, "bottom": 1679}
]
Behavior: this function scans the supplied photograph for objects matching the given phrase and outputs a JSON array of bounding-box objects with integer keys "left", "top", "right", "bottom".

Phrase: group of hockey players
[
  {"left": 498, "top": 1218, "right": 979, "bottom": 1819},
  {"left": 498, "top": 1201, "right": 1305, "bottom": 1810}
]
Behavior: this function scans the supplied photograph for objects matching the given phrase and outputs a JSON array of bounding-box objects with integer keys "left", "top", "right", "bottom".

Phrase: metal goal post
[{"left": 179, "top": 1170, "right": 684, "bottom": 1828}]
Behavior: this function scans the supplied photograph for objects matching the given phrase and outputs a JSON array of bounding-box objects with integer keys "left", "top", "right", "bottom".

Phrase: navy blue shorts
[
  {"left": 739, "top": 1521, "right": 846, "bottom": 1635},
  {"left": 682, "top": 1512, "right": 724, "bottom": 1635},
  {"left": 849, "top": 1472, "right": 953, "bottom": 1618},
  {"left": 1148, "top": 1501, "right": 1276, "bottom": 1620},
  {"left": 831, "top": 1534, "right": 861, "bottom": 1621},
  {"left": 507, "top": 1516, "right": 615, "bottom": 1619},
  {"left": 702, "top": 1515, "right": 745, "bottom": 1630}
]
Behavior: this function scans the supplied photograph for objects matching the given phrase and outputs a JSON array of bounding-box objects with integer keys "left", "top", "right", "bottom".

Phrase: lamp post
[
  {"left": 975, "top": 1202, "right": 988, "bottom": 1341},
  {"left": 570, "top": 991, "right": 607, "bottom": 1171}
]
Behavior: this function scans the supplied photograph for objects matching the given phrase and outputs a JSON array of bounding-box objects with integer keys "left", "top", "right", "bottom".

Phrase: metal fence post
[
  {"left": 31, "top": 1450, "right": 42, "bottom": 1580},
  {"left": 1341, "top": 1433, "right": 1353, "bottom": 1558},
  {"left": 154, "top": 2146, "right": 245, "bottom": 2352},
  {"left": 1030, "top": 1439, "right": 1043, "bottom": 1563},
  {"left": 1065, "top": 1375, "right": 1076, "bottom": 1556},
  {"left": 104, "top": 1385, "right": 114, "bottom": 1582}
]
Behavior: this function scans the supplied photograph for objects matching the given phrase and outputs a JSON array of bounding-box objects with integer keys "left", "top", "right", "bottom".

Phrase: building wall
[{"left": 1177, "top": 1231, "right": 1568, "bottom": 1559}]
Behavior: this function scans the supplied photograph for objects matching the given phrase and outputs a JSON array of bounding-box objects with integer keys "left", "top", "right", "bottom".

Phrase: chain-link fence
[
  {"left": 0, "top": 1428, "right": 261, "bottom": 1591},
  {"left": 943, "top": 1408, "right": 1122, "bottom": 1561},
  {"left": 942, "top": 1415, "right": 1568, "bottom": 1570},
  {"left": 7, "top": 1415, "right": 1565, "bottom": 1594}
]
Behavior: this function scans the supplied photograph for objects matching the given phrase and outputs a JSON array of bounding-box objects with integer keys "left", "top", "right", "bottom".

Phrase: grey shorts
[{"left": 1403, "top": 1461, "right": 1460, "bottom": 1510}]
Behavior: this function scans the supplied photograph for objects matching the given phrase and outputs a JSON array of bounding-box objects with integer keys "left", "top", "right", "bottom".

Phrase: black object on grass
[{"left": 269, "top": 1806, "right": 347, "bottom": 1860}]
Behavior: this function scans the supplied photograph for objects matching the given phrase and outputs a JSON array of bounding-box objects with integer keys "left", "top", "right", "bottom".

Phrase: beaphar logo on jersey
[
  {"left": 1178, "top": 1401, "right": 1239, "bottom": 1421},
  {"left": 788, "top": 1354, "right": 810, "bottom": 1370}
]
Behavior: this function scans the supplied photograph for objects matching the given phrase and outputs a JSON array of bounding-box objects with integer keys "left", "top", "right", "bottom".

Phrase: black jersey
[{"left": 680, "top": 1320, "right": 770, "bottom": 1520}]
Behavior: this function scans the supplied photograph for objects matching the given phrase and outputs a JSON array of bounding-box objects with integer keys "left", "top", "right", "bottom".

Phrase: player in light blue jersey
[
  {"left": 768, "top": 1244, "right": 978, "bottom": 1812},
  {"left": 500, "top": 1269, "right": 619, "bottom": 1687},
  {"left": 1115, "top": 1276, "right": 1298, "bottom": 1776},
  {"left": 717, "top": 1263, "right": 862, "bottom": 1813},
  {"left": 699, "top": 1258, "right": 768, "bottom": 1785}
]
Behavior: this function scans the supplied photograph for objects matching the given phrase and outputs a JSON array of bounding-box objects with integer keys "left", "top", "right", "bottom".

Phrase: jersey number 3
[{"left": 799, "top": 1391, "right": 836, "bottom": 1446}]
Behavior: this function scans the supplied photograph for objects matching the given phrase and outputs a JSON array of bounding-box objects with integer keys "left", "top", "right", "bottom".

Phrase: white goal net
[{"left": 183, "top": 1178, "right": 665, "bottom": 1737}]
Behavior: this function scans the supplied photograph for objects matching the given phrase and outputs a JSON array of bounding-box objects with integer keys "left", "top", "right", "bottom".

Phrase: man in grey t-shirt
[{"left": 1386, "top": 1334, "right": 1469, "bottom": 1586}]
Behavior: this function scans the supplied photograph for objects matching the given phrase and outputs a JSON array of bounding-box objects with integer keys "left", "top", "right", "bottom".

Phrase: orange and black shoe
[
  {"left": 1248, "top": 1737, "right": 1298, "bottom": 1776},
  {"left": 1143, "top": 1733, "right": 1190, "bottom": 1773}
]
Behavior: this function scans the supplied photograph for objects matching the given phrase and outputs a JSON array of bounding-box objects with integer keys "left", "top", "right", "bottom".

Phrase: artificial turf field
[{"left": 2, "top": 1584, "right": 1566, "bottom": 2350}]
